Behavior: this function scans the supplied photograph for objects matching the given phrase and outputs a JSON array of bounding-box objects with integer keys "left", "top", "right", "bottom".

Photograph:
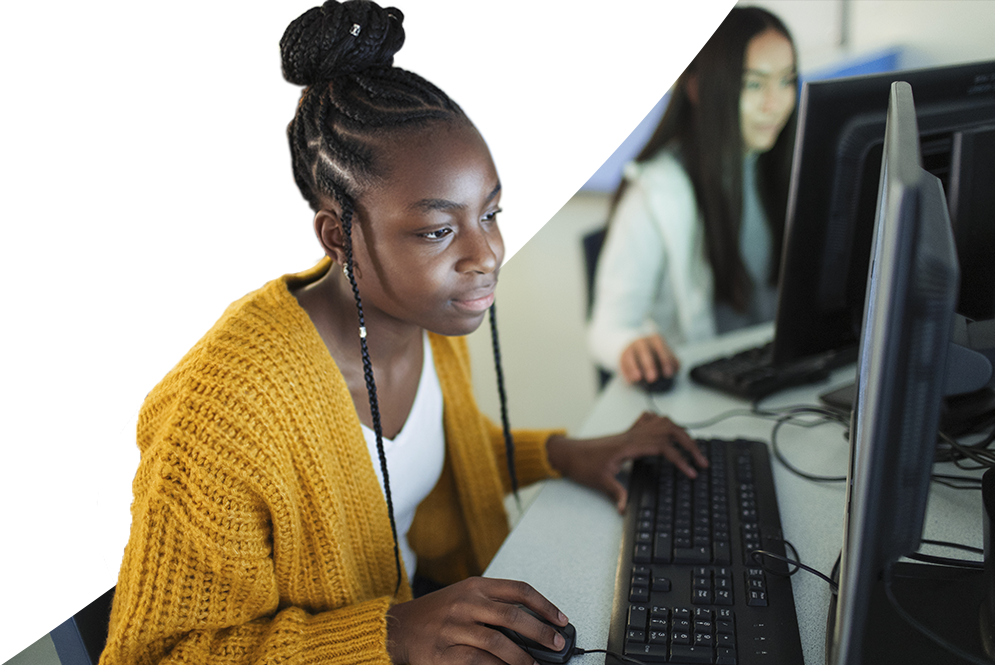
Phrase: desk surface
[{"left": 484, "top": 324, "right": 984, "bottom": 665}]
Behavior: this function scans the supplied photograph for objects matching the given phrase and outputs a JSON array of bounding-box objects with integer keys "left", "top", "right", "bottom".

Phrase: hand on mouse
[
  {"left": 386, "top": 577, "right": 568, "bottom": 665},
  {"left": 546, "top": 412, "right": 707, "bottom": 513},
  {"left": 619, "top": 334, "right": 679, "bottom": 384}
]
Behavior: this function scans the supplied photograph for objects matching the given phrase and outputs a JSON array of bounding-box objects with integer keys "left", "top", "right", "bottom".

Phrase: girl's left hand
[{"left": 545, "top": 412, "right": 706, "bottom": 513}]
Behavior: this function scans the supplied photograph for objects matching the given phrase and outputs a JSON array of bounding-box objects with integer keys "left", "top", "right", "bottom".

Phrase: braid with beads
[{"left": 281, "top": 0, "right": 518, "bottom": 593}]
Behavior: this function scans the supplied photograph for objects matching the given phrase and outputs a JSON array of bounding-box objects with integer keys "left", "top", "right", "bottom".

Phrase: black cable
[
  {"left": 883, "top": 561, "right": 993, "bottom": 665},
  {"left": 905, "top": 538, "right": 985, "bottom": 570},
  {"left": 905, "top": 552, "right": 985, "bottom": 570},
  {"left": 769, "top": 414, "right": 848, "bottom": 483},
  {"left": 574, "top": 647, "right": 645, "bottom": 664},
  {"left": 920, "top": 538, "right": 984, "bottom": 555},
  {"left": 932, "top": 473, "right": 983, "bottom": 490},
  {"left": 749, "top": 545, "right": 841, "bottom": 595}
]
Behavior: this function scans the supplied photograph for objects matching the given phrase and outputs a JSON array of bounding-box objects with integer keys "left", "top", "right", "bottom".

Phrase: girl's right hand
[
  {"left": 386, "top": 577, "right": 568, "bottom": 665},
  {"left": 620, "top": 333, "right": 679, "bottom": 384}
]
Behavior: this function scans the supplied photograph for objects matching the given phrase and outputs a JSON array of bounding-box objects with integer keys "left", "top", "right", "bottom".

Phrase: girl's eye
[
  {"left": 483, "top": 208, "right": 502, "bottom": 223},
  {"left": 421, "top": 228, "right": 452, "bottom": 240},
  {"left": 743, "top": 79, "right": 763, "bottom": 91}
]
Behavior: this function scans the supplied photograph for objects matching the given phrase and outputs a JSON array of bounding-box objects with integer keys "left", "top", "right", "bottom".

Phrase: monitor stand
[{"left": 825, "top": 561, "right": 991, "bottom": 665}]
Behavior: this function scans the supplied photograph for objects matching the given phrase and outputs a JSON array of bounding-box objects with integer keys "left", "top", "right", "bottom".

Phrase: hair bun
[{"left": 280, "top": 0, "right": 405, "bottom": 85}]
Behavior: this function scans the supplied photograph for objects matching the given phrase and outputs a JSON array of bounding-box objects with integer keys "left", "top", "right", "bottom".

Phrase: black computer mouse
[
  {"left": 636, "top": 372, "right": 675, "bottom": 394},
  {"left": 489, "top": 607, "right": 577, "bottom": 664}
]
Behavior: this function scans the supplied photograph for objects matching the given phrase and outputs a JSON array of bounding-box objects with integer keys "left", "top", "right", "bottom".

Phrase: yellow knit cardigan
[{"left": 100, "top": 261, "right": 561, "bottom": 665}]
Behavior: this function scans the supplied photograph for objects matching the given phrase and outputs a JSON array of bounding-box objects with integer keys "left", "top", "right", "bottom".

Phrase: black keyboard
[
  {"left": 689, "top": 342, "right": 853, "bottom": 400},
  {"left": 606, "top": 438, "right": 803, "bottom": 665}
]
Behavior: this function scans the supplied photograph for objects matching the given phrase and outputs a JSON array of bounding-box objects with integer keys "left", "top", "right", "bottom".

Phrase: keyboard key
[
  {"left": 625, "top": 642, "right": 668, "bottom": 662},
  {"left": 670, "top": 644, "right": 713, "bottom": 663},
  {"left": 628, "top": 605, "right": 648, "bottom": 630},
  {"left": 674, "top": 545, "right": 711, "bottom": 564},
  {"left": 716, "top": 647, "right": 739, "bottom": 665}
]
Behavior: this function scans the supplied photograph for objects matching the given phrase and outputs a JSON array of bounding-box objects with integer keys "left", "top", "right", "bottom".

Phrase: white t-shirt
[{"left": 361, "top": 332, "right": 445, "bottom": 580}]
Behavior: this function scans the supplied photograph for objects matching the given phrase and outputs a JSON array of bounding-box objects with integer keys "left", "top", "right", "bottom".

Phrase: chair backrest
[
  {"left": 24, "top": 443, "right": 138, "bottom": 665},
  {"left": 581, "top": 226, "right": 613, "bottom": 390},
  {"left": 103, "top": 226, "right": 286, "bottom": 415},
  {"left": 581, "top": 226, "right": 607, "bottom": 319}
]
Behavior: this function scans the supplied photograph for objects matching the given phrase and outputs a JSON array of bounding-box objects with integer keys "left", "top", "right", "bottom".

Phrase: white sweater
[{"left": 588, "top": 150, "right": 715, "bottom": 372}]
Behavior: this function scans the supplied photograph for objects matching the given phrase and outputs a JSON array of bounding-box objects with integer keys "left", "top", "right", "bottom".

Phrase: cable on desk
[
  {"left": 936, "top": 427, "right": 995, "bottom": 470},
  {"left": 903, "top": 538, "right": 985, "bottom": 570},
  {"left": 883, "top": 560, "right": 994, "bottom": 665},
  {"left": 931, "top": 473, "right": 983, "bottom": 490},
  {"left": 768, "top": 408, "right": 849, "bottom": 483},
  {"left": 749, "top": 545, "right": 840, "bottom": 595},
  {"left": 574, "top": 647, "right": 644, "bottom": 664}
]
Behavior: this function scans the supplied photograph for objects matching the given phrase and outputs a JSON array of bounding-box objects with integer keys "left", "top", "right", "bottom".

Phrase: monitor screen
[
  {"left": 828, "top": 81, "right": 961, "bottom": 665},
  {"left": 0, "top": 93, "right": 51, "bottom": 238},
  {"left": 773, "top": 60, "right": 995, "bottom": 366}
]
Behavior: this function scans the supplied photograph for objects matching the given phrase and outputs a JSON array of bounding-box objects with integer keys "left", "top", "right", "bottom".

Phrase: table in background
[{"left": 485, "top": 324, "right": 984, "bottom": 665}]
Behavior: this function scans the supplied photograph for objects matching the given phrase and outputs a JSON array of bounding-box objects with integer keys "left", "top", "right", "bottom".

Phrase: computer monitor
[
  {"left": 0, "top": 93, "right": 51, "bottom": 238},
  {"left": 773, "top": 60, "right": 995, "bottom": 367},
  {"left": 828, "top": 81, "right": 978, "bottom": 665}
]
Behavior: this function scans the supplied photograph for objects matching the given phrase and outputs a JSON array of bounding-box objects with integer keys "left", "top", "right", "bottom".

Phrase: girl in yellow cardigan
[{"left": 101, "top": 2, "right": 706, "bottom": 664}]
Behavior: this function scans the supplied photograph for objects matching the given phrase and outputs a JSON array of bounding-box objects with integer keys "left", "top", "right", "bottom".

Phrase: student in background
[
  {"left": 99, "top": 2, "right": 706, "bottom": 665},
  {"left": 38, "top": 43, "right": 222, "bottom": 296},
  {"left": 139, "top": 26, "right": 248, "bottom": 202},
  {"left": 237, "top": 56, "right": 304, "bottom": 220},
  {"left": 0, "top": 0, "right": 127, "bottom": 72},
  {"left": 588, "top": 6, "right": 798, "bottom": 386}
]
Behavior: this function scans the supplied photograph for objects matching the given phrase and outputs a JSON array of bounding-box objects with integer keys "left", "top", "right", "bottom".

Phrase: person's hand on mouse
[
  {"left": 546, "top": 412, "right": 707, "bottom": 513},
  {"left": 386, "top": 577, "right": 568, "bottom": 665},
  {"left": 619, "top": 334, "right": 679, "bottom": 384}
]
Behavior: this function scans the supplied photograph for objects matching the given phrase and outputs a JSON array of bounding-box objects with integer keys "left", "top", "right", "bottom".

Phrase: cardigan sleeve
[
  {"left": 100, "top": 387, "right": 402, "bottom": 665},
  {"left": 488, "top": 420, "right": 564, "bottom": 491}
]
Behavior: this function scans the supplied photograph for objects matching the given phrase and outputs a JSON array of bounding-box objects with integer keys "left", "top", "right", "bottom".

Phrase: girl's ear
[
  {"left": 685, "top": 74, "right": 700, "bottom": 107},
  {"left": 314, "top": 205, "right": 347, "bottom": 265}
]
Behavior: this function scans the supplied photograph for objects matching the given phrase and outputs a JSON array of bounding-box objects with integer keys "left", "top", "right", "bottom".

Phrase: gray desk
[
  {"left": 485, "top": 324, "right": 984, "bottom": 665},
  {"left": 0, "top": 277, "right": 97, "bottom": 510}
]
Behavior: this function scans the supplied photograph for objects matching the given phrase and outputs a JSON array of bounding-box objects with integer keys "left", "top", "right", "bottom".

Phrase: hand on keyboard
[{"left": 546, "top": 412, "right": 708, "bottom": 513}]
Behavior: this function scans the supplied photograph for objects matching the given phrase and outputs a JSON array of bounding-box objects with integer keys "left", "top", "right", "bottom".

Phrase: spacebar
[{"left": 673, "top": 546, "right": 711, "bottom": 564}]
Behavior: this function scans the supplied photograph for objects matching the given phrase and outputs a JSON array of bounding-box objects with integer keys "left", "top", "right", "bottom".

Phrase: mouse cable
[
  {"left": 883, "top": 560, "right": 994, "bottom": 665},
  {"left": 572, "top": 647, "right": 645, "bottom": 664}
]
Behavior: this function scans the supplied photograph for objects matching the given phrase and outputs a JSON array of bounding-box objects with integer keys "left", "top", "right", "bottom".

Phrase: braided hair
[{"left": 280, "top": 0, "right": 518, "bottom": 594}]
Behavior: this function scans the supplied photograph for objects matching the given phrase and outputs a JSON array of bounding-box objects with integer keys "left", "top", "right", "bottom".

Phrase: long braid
[
  {"left": 488, "top": 303, "right": 519, "bottom": 505},
  {"left": 282, "top": 0, "right": 518, "bottom": 595},
  {"left": 339, "top": 198, "right": 402, "bottom": 594}
]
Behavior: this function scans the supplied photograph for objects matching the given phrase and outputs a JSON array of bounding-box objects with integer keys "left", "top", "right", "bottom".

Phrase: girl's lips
[{"left": 453, "top": 291, "right": 495, "bottom": 313}]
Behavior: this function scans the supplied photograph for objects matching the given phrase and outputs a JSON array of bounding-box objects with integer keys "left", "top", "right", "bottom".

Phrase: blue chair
[
  {"left": 103, "top": 226, "right": 286, "bottom": 421},
  {"left": 24, "top": 443, "right": 138, "bottom": 665}
]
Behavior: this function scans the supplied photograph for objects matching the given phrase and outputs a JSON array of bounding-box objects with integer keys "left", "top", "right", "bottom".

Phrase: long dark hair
[
  {"left": 611, "top": 5, "right": 798, "bottom": 312},
  {"left": 280, "top": 0, "right": 518, "bottom": 593}
]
